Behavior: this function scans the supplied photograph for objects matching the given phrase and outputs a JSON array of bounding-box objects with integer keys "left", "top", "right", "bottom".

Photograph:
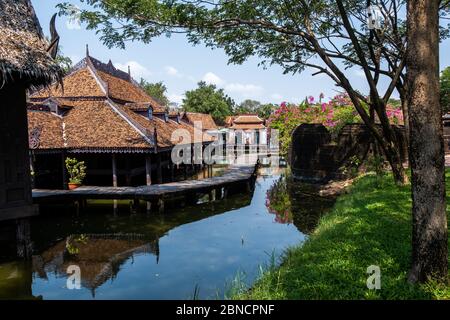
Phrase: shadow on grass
[{"left": 242, "top": 172, "right": 450, "bottom": 300}]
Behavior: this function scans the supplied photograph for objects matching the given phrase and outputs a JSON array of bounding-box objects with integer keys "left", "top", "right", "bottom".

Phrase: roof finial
[
  {"left": 128, "top": 65, "right": 131, "bottom": 80},
  {"left": 86, "top": 44, "right": 89, "bottom": 57}
]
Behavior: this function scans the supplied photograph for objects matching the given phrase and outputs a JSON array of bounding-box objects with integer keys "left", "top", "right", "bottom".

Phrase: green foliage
[
  {"left": 441, "top": 66, "right": 450, "bottom": 113},
  {"left": 182, "top": 81, "right": 234, "bottom": 125},
  {"left": 65, "top": 157, "right": 87, "bottom": 184},
  {"left": 234, "top": 100, "right": 276, "bottom": 119},
  {"left": 55, "top": 54, "right": 73, "bottom": 75},
  {"left": 239, "top": 171, "right": 450, "bottom": 300},
  {"left": 46, "top": 37, "right": 73, "bottom": 74},
  {"left": 139, "top": 79, "right": 170, "bottom": 106}
]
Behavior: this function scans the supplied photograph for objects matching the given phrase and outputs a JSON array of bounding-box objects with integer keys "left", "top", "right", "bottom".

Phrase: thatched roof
[{"left": 0, "top": 0, "right": 62, "bottom": 86}]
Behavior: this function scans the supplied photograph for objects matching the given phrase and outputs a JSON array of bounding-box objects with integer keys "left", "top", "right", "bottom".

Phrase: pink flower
[
  {"left": 308, "top": 96, "right": 315, "bottom": 103},
  {"left": 321, "top": 103, "right": 327, "bottom": 112}
]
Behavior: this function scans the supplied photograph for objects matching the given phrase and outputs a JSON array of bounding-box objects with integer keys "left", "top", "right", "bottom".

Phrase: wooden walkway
[{"left": 32, "top": 160, "right": 258, "bottom": 203}]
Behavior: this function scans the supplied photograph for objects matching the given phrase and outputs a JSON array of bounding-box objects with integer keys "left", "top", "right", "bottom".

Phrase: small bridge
[{"left": 32, "top": 156, "right": 259, "bottom": 211}]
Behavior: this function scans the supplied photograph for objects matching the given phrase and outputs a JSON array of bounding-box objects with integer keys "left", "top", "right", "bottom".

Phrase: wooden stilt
[
  {"left": 112, "top": 154, "right": 118, "bottom": 187},
  {"left": 125, "top": 157, "right": 131, "bottom": 186},
  {"left": 158, "top": 198, "right": 165, "bottom": 213},
  {"left": 223, "top": 187, "right": 228, "bottom": 199},
  {"left": 170, "top": 162, "right": 175, "bottom": 182},
  {"left": 29, "top": 152, "right": 35, "bottom": 189},
  {"left": 145, "top": 155, "right": 152, "bottom": 212},
  {"left": 156, "top": 153, "right": 162, "bottom": 184},
  {"left": 209, "top": 189, "right": 216, "bottom": 202},
  {"left": 16, "top": 219, "right": 31, "bottom": 259},
  {"left": 113, "top": 200, "right": 118, "bottom": 215}
]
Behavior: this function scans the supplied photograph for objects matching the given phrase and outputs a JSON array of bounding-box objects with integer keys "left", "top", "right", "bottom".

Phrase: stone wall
[{"left": 289, "top": 123, "right": 408, "bottom": 182}]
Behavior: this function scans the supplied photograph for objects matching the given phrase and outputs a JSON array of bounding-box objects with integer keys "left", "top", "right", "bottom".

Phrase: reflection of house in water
[{"left": 32, "top": 234, "right": 159, "bottom": 296}]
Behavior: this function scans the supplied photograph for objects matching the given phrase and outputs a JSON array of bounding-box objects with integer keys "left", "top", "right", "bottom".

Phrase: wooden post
[
  {"left": 170, "top": 162, "right": 175, "bottom": 182},
  {"left": 29, "top": 152, "right": 35, "bottom": 189},
  {"left": 156, "top": 153, "right": 162, "bottom": 184},
  {"left": 223, "top": 187, "right": 228, "bottom": 199},
  {"left": 209, "top": 189, "right": 216, "bottom": 202},
  {"left": 158, "top": 198, "right": 165, "bottom": 213},
  {"left": 16, "top": 219, "right": 31, "bottom": 259},
  {"left": 125, "top": 157, "right": 131, "bottom": 186},
  {"left": 112, "top": 154, "right": 118, "bottom": 187},
  {"left": 61, "top": 151, "right": 68, "bottom": 190},
  {"left": 145, "top": 155, "right": 152, "bottom": 186},
  {"left": 146, "top": 155, "right": 152, "bottom": 212}
]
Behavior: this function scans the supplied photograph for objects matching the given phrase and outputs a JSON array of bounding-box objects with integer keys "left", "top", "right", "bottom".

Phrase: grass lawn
[{"left": 239, "top": 170, "right": 450, "bottom": 299}]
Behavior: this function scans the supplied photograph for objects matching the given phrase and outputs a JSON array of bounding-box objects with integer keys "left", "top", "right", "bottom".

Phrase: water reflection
[
  {"left": 0, "top": 168, "right": 335, "bottom": 300},
  {"left": 265, "top": 170, "right": 336, "bottom": 234}
]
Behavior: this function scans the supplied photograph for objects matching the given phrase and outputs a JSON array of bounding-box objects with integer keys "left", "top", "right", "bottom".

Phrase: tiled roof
[
  {"left": 182, "top": 112, "right": 218, "bottom": 130},
  {"left": 121, "top": 106, "right": 213, "bottom": 148},
  {"left": 233, "top": 114, "right": 264, "bottom": 124},
  {"left": 31, "top": 67, "right": 106, "bottom": 99},
  {"left": 97, "top": 70, "right": 152, "bottom": 103},
  {"left": 230, "top": 123, "right": 266, "bottom": 130},
  {"left": 27, "top": 54, "right": 214, "bottom": 152},
  {"left": 27, "top": 110, "right": 64, "bottom": 149},
  {"left": 62, "top": 100, "right": 151, "bottom": 150}
]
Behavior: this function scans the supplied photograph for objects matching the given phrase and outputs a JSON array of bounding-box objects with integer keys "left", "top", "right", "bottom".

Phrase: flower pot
[{"left": 68, "top": 182, "right": 81, "bottom": 190}]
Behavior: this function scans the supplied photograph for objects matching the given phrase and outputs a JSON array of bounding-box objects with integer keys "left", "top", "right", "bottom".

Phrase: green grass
[{"left": 238, "top": 171, "right": 450, "bottom": 300}]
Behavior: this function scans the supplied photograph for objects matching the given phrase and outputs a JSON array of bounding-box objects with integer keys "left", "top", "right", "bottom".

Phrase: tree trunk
[{"left": 407, "top": 0, "right": 448, "bottom": 283}]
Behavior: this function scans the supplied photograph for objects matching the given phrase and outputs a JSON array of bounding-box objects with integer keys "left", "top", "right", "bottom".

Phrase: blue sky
[{"left": 33, "top": 1, "right": 450, "bottom": 106}]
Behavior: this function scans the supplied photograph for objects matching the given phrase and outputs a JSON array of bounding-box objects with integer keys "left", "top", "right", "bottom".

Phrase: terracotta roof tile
[
  {"left": 233, "top": 115, "right": 264, "bottom": 124},
  {"left": 182, "top": 112, "right": 218, "bottom": 130},
  {"left": 27, "top": 110, "right": 64, "bottom": 149},
  {"left": 97, "top": 70, "right": 155, "bottom": 104},
  {"left": 31, "top": 67, "right": 105, "bottom": 99},
  {"left": 62, "top": 100, "right": 150, "bottom": 150}
]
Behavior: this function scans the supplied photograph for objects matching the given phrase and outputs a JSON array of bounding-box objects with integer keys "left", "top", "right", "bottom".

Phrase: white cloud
[
  {"left": 225, "top": 83, "right": 264, "bottom": 98},
  {"left": 66, "top": 17, "right": 81, "bottom": 30},
  {"left": 168, "top": 93, "right": 185, "bottom": 104},
  {"left": 202, "top": 72, "right": 225, "bottom": 86},
  {"left": 114, "top": 61, "right": 152, "bottom": 80},
  {"left": 270, "top": 93, "right": 283, "bottom": 101},
  {"left": 165, "top": 66, "right": 182, "bottom": 77}
]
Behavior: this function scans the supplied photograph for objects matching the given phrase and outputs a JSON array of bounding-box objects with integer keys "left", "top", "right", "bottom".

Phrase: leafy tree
[
  {"left": 182, "top": 81, "right": 233, "bottom": 124},
  {"left": 139, "top": 79, "right": 170, "bottom": 106},
  {"left": 55, "top": 53, "right": 73, "bottom": 75},
  {"left": 441, "top": 66, "right": 450, "bottom": 113},
  {"left": 234, "top": 100, "right": 276, "bottom": 118},
  {"left": 234, "top": 99, "right": 261, "bottom": 114},
  {"left": 258, "top": 103, "right": 277, "bottom": 119},
  {"left": 55, "top": 0, "right": 450, "bottom": 184}
]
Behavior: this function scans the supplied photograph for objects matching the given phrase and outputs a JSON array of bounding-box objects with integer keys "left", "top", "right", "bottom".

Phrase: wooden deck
[{"left": 32, "top": 161, "right": 258, "bottom": 202}]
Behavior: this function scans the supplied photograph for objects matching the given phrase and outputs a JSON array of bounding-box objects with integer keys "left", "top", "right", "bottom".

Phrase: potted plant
[{"left": 65, "top": 157, "right": 87, "bottom": 190}]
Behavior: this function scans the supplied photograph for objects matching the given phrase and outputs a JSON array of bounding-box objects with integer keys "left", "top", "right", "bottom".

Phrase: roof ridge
[{"left": 106, "top": 100, "right": 156, "bottom": 148}]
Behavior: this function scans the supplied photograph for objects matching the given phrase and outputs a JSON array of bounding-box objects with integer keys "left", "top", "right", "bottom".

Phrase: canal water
[{"left": 0, "top": 167, "right": 335, "bottom": 300}]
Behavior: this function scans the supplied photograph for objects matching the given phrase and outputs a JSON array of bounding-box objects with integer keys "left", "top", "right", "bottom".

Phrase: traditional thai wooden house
[
  {"left": 224, "top": 114, "right": 268, "bottom": 146},
  {"left": 0, "top": 0, "right": 62, "bottom": 223},
  {"left": 28, "top": 51, "right": 213, "bottom": 189}
]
